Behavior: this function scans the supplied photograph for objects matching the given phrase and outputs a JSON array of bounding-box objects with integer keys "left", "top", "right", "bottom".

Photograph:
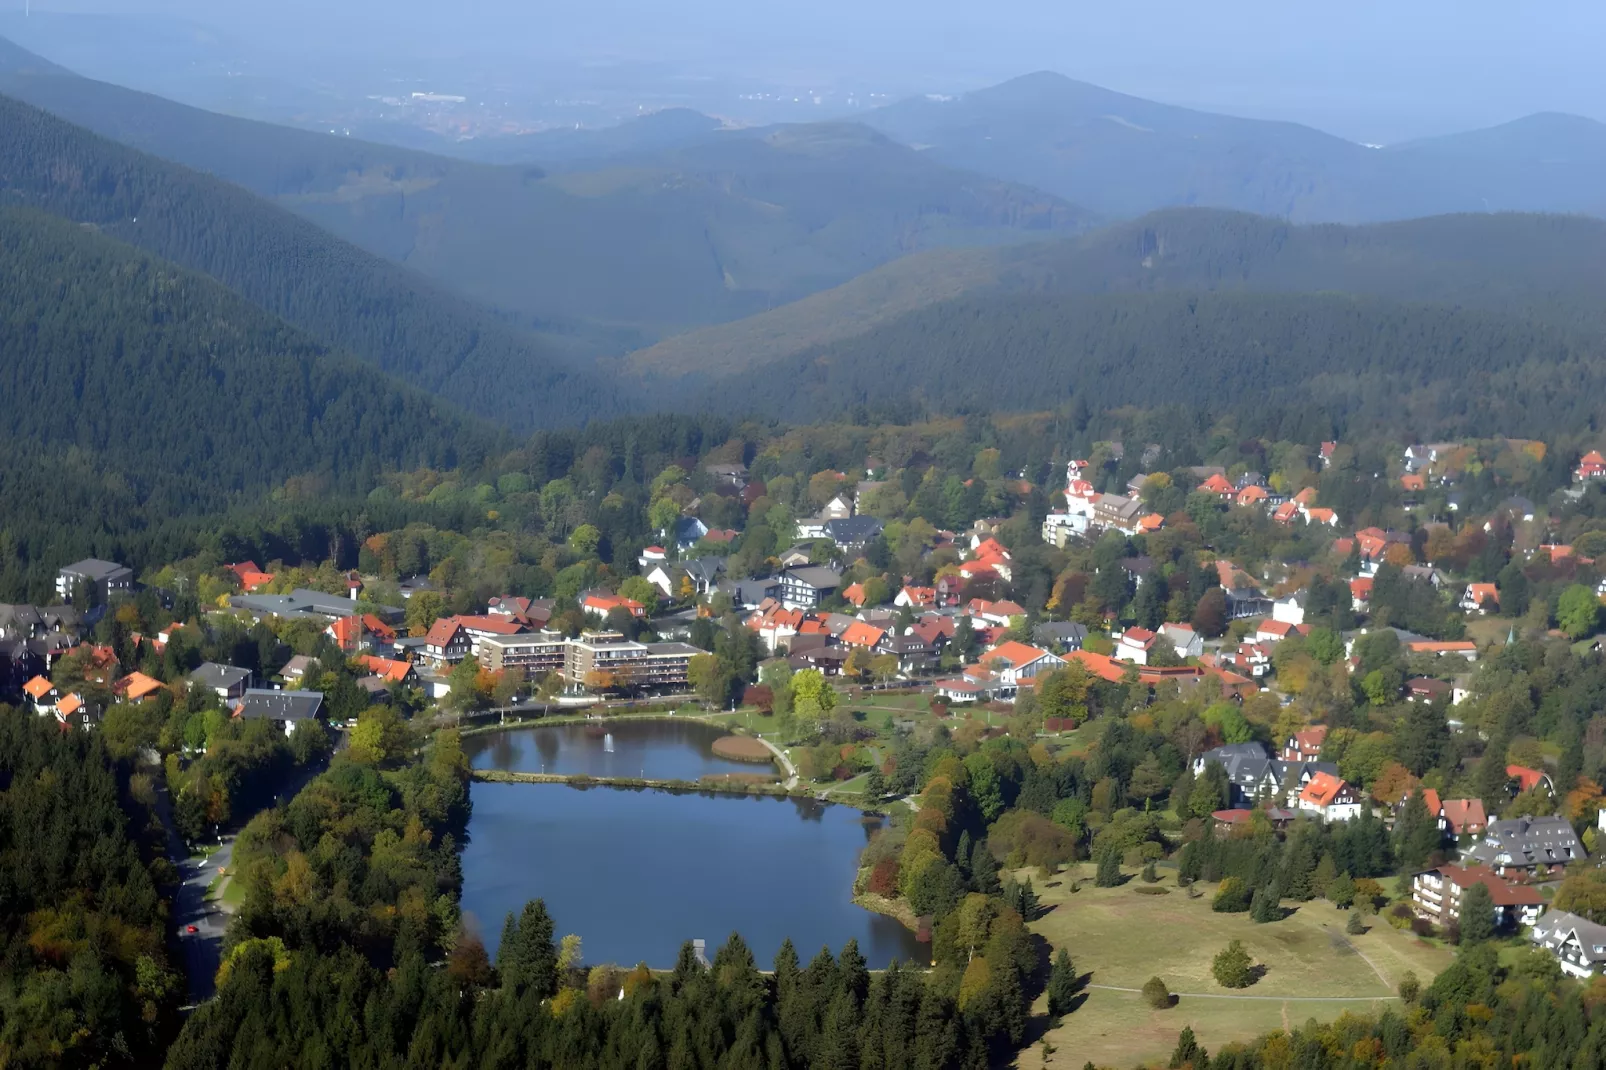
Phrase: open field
[{"left": 1016, "top": 864, "right": 1455, "bottom": 1068}]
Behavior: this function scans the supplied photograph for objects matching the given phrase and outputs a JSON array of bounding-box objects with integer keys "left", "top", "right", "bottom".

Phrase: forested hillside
[
  {"left": 865, "top": 71, "right": 1606, "bottom": 222},
  {"left": 0, "top": 206, "right": 495, "bottom": 520},
  {"left": 0, "top": 94, "right": 625, "bottom": 429},
  {"left": 0, "top": 41, "right": 1089, "bottom": 340},
  {"left": 0, "top": 715, "right": 180, "bottom": 1064},
  {"left": 631, "top": 208, "right": 1606, "bottom": 378},
  {"left": 703, "top": 288, "right": 1606, "bottom": 438}
]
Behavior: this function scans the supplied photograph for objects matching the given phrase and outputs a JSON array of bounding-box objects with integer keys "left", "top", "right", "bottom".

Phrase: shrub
[
  {"left": 1142, "top": 976, "right": 1173, "bottom": 1009},
  {"left": 1409, "top": 917, "right": 1435, "bottom": 938},
  {"left": 1213, "top": 877, "right": 1251, "bottom": 913},
  {"left": 1385, "top": 903, "right": 1415, "bottom": 930},
  {"left": 867, "top": 860, "right": 901, "bottom": 896},
  {"left": 990, "top": 810, "right": 1080, "bottom": 870},
  {"left": 1134, "top": 886, "right": 1170, "bottom": 896},
  {"left": 1398, "top": 971, "right": 1421, "bottom": 1004},
  {"left": 1212, "top": 939, "right": 1255, "bottom": 989},
  {"left": 1141, "top": 862, "right": 1159, "bottom": 883},
  {"left": 1346, "top": 911, "right": 1366, "bottom": 935}
]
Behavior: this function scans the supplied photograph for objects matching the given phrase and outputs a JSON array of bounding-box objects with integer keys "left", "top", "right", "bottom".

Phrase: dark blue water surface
[
  {"left": 461, "top": 781, "right": 925, "bottom": 968},
  {"left": 463, "top": 719, "right": 766, "bottom": 780}
]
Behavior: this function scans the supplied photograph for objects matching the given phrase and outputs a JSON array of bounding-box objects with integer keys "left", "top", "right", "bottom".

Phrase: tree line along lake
[{"left": 460, "top": 719, "right": 925, "bottom": 968}]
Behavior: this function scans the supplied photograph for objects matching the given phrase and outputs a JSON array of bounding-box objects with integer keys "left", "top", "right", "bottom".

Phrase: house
[
  {"left": 1272, "top": 501, "right": 1301, "bottom": 525},
  {"left": 1577, "top": 451, "right": 1606, "bottom": 483},
  {"left": 1301, "top": 506, "right": 1340, "bottom": 527},
  {"left": 1197, "top": 474, "right": 1235, "bottom": 500},
  {"left": 778, "top": 566, "right": 842, "bottom": 610},
  {"left": 1192, "top": 742, "right": 1342, "bottom": 809},
  {"left": 840, "top": 620, "right": 886, "bottom": 650},
  {"left": 1092, "top": 494, "right": 1146, "bottom": 535},
  {"left": 1235, "top": 484, "right": 1271, "bottom": 509},
  {"left": 638, "top": 546, "right": 668, "bottom": 570},
  {"left": 230, "top": 588, "right": 402, "bottom": 624},
  {"left": 1399, "top": 787, "right": 1445, "bottom": 829},
  {"left": 969, "top": 599, "right": 1026, "bottom": 628},
  {"left": 1255, "top": 619, "right": 1306, "bottom": 645},
  {"left": 878, "top": 631, "right": 935, "bottom": 674},
  {"left": 1462, "top": 815, "right": 1585, "bottom": 876},
  {"left": 581, "top": 593, "right": 647, "bottom": 620},
  {"left": 1270, "top": 591, "right": 1307, "bottom": 627},
  {"left": 822, "top": 494, "right": 855, "bottom": 520},
  {"left": 895, "top": 586, "right": 936, "bottom": 609},
  {"left": 824, "top": 516, "right": 885, "bottom": 554},
  {"left": 55, "top": 559, "right": 133, "bottom": 605},
  {"left": 113, "top": 671, "right": 165, "bottom": 703},
  {"left": 232, "top": 689, "right": 324, "bottom": 736},
  {"left": 1033, "top": 621, "right": 1089, "bottom": 652},
  {"left": 1401, "top": 473, "right": 1427, "bottom": 495},
  {"left": 680, "top": 557, "right": 728, "bottom": 597},
  {"left": 673, "top": 517, "right": 710, "bottom": 550},
  {"left": 357, "top": 655, "right": 416, "bottom": 686},
  {"left": 1297, "top": 771, "right": 1363, "bottom": 821},
  {"left": 1282, "top": 725, "right": 1329, "bottom": 762},
  {"left": 1159, "top": 622, "right": 1203, "bottom": 659},
  {"left": 23, "top": 674, "right": 58, "bottom": 714},
  {"left": 189, "top": 662, "right": 252, "bottom": 701},
  {"left": 1350, "top": 577, "right": 1374, "bottom": 612},
  {"left": 327, "top": 615, "right": 367, "bottom": 653},
  {"left": 1115, "top": 627, "right": 1159, "bottom": 666},
  {"left": 1412, "top": 864, "right": 1544, "bottom": 930},
  {"left": 1533, "top": 911, "right": 1606, "bottom": 978},
  {"left": 423, "top": 619, "right": 471, "bottom": 669},
  {"left": 971, "top": 641, "right": 1064, "bottom": 700},
  {"left": 1442, "top": 798, "right": 1489, "bottom": 837},
  {"left": 1507, "top": 764, "right": 1554, "bottom": 795},
  {"left": 1405, "top": 677, "right": 1452, "bottom": 703},
  {"left": 704, "top": 462, "right": 749, "bottom": 489},
  {"left": 1461, "top": 584, "right": 1501, "bottom": 614},
  {"left": 280, "top": 655, "right": 316, "bottom": 684}
]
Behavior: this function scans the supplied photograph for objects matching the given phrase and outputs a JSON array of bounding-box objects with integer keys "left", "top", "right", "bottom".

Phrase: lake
[
  {"left": 463, "top": 719, "right": 769, "bottom": 781},
  {"left": 461, "top": 780, "right": 926, "bottom": 969}
]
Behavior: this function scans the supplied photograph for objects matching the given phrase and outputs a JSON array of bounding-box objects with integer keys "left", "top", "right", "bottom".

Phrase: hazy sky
[{"left": 8, "top": 0, "right": 1605, "bottom": 139}]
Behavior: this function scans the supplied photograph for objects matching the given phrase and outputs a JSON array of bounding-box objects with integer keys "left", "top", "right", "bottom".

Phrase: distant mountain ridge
[
  {"left": 627, "top": 208, "right": 1606, "bottom": 379},
  {"left": 0, "top": 38, "right": 1092, "bottom": 343},
  {"left": 865, "top": 71, "right": 1606, "bottom": 223}
]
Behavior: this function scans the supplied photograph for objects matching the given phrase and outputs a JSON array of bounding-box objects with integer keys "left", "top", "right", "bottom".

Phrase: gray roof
[
  {"left": 1033, "top": 622, "right": 1089, "bottom": 646},
  {"left": 235, "top": 689, "right": 324, "bottom": 721},
  {"left": 782, "top": 566, "right": 842, "bottom": 591},
  {"left": 1465, "top": 815, "right": 1585, "bottom": 869},
  {"left": 680, "top": 557, "right": 727, "bottom": 585},
  {"left": 230, "top": 587, "right": 400, "bottom": 621},
  {"left": 190, "top": 662, "right": 251, "bottom": 691},
  {"left": 1196, "top": 743, "right": 1337, "bottom": 794},
  {"left": 644, "top": 642, "right": 702, "bottom": 657},
  {"left": 716, "top": 577, "right": 780, "bottom": 608},
  {"left": 1533, "top": 910, "right": 1606, "bottom": 966},
  {"left": 60, "top": 558, "right": 130, "bottom": 580},
  {"left": 281, "top": 655, "right": 316, "bottom": 678},
  {"left": 824, "top": 516, "right": 885, "bottom": 545},
  {"left": 358, "top": 676, "right": 391, "bottom": 696}
]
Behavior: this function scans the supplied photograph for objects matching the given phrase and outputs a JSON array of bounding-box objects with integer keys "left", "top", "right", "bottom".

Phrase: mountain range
[
  {"left": 0, "top": 38, "right": 1090, "bottom": 343},
  {"left": 863, "top": 72, "right": 1606, "bottom": 223}
]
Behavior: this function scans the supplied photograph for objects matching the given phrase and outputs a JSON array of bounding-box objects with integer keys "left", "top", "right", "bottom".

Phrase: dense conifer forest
[{"left": 0, "top": 94, "right": 628, "bottom": 429}]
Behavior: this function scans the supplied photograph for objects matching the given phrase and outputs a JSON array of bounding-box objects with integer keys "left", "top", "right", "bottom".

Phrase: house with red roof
[
  {"left": 1397, "top": 787, "right": 1445, "bottom": 828},
  {"left": 1460, "top": 583, "right": 1501, "bottom": 614},
  {"left": 1282, "top": 725, "right": 1329, "bottom": 763},
  {"left": 840, "top": 621, "right": 886, "bottom": 650},
  {"left": 1301, "top": 506, "right": 1340, "bottom": 526},
  {"left": 842, "top": 582, "right": 868, "bottom": 608},
  {"left": 1577, "top": 451, "right": 1606, "bottom": 482},
  {"left": 423, "top": 619, "right": 469, "bottom": 669},
  {"left": 1255, "top": 619, "right": 1307, "bottom": 645},
  {"left": 1115, "top": 627, "right": 1159, "bottom": 665},
  {"left": 1350, "top": 576, "right": 1374, "bottom": 612},
  {"left": 1441, "top": 798, "right": 1489, "bottom": 837},
  {"left": 1197, "top": 474, "right": 1235, "bottom": 500},
  {"left": 1236, "top": 484, "right": 1270, "bottom": 508},
  {"left": 23, "top": 674, "right": 57, "bottom": 713},
  {"left": 1297, "top": 771, "right": 1363, "bottom": 821},
  {"left": 1319, "top": 442, "right": 1337, "bottom": 467},
  {"left": 1412, "top": 863, "right": 1544, "bottom": 928},
  {"left": 357, "top": 656, "right": 416, "bottom": 685},
  {"left": 895, "top": 586, "right": 935, "bottom": 609},
  {"left": 1507, "top": 765, "right": 1553, "bottom": 795},
  {"left": 1272, "top": 500, "right": 1300, "bottom": 525},
  {"left": 113, "top": 671, "right": 165, "bottom": 703},
  {"left": 581, "top": 592, "right": 646, "bottom": 619}
]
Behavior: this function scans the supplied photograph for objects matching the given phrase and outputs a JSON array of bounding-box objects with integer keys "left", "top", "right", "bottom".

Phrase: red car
[{"left": 185, "top": 924, "right": 198, "bottom": 934}]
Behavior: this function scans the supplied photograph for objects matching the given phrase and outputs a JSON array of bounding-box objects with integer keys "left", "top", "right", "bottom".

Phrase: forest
[{"left": 0, "top": 93, "right": 626, "bottom": 429}]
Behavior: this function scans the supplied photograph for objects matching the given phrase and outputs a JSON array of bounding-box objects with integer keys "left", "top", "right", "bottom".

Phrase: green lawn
[
  {"left": 220, "top": 874, "right": 246, "bottom": 909},
  {"left": 1018, "top": 864, "right": 1453, "bottom": 1069}
]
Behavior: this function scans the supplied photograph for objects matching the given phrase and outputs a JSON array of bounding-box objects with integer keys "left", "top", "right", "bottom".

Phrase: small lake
[
  {"left": 461, "top": 781, "right": 926, "bottom": 969},
  {"left": 463, "top": 719, "right": 768, "bottom": 781}
]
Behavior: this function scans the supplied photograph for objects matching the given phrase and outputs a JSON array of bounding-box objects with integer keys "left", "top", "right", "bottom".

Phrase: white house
[
  {"left": 1158, "top": 622, "right": 1203, "bottom": 659},
  {"left": 1271, "top": 592, "right": 1307, "bottom": 627},
  {"left": 1114, "top": 627, "right": 1158, "bottom": 666},
  {"left": 1297, "top": 772, "right": 1362, "bottom": 822}
]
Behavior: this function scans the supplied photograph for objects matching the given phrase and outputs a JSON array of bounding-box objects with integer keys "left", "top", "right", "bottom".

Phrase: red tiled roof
[
  {"left": 57, "top": 693, "right": 83, "bottom": 717},
  {"left": 424, "top": 619, "right": 461, "bottom": 647},
  {"left": 23, "top": 675, "right": 54, "bottom": 700},
  {"left": 114, "top": 672, "right": 165, "bottom": 701},
  {"left": 452, "top": 614, "right": 528, "bottom": 636},
  {"left": 357, "top": 656, "right": 413, "bottom": 683},
  {"left": 1299, "top": 771, "right": 1350, "bottom": 808},
  {"left": 1507, "top": 765, "right": 1547, "bottom": 792},
  {"left": 840, "top": 621, "right": 886, "bottom": 648},
  {"left": 982, "top": 641, "right": 1055, "bottom": 669},
  {"left": 1431, "top": 864, "right": 1543, "bottom": 906},
  {"left": 1407, "top": 640, "right": 1476, "bottom": 654},
  {"left": 1441, "top": 798, "right": 1488, "bottom": 834},
  {"left": 1198, "top": 474, "right": 1234, "bottom": 494},
  {"left": 328, "top": 616, "right": 363, "bottom": 645}
]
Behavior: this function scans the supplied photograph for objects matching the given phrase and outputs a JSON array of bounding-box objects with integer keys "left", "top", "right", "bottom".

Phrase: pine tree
[
  {"left": 496, "top": 899, "right": 558, "bottom": 998},
  {"left": 838, "top": 939, "right": 869, "bottom": 1004},
  {"left": 1311, "top": 853, "right": 1338, "bottom": 899},
  {"left": 1047, "top": 949, "right": 1078, "bottom": 1016},
  {"left": 971, "top": 839, "right": 1001, "bottom": 894},
  {"left": 1095, "top": 849, "right": 1122, "bottom": 887},
  {"left": 1170, "top": 1025, "right": 1209, "bottom": 1068},
  {"left": 956, "top": 830, "right": 974, "bottom": 878},
  {"left": 1459, "top": 882, "right": 1497, "bottom": 944},
  {"left": 1251, "top": 880, "right": 1282, "bottom": 923},
  {"left": 1212, "top": 940, "right": 1254, "bottom": 989}
]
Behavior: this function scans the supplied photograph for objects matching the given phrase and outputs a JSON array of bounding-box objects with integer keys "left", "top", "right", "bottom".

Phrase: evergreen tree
[
  {"left": 1095, "top": 849, "right": 1123, "bottom": 887},
  {"left": 1212, "top": 940, "right": 1255, "bottom": 989},
  {"left": 971, "top": 839, "right": 1002, "bottom": 894},
  {"left": 496, "top": 899, "right": 558, "bottom": 998},
  {"left": 1460, "top": 882, "right": 1497, "bottom": 944},
  {"left": 1047, "top": 949, "right": 1078, "bottom": 1016},
  {"left": 1250, "top": 880, "right": 1282, "bottom": 923},
  {"left": 1171, "top": 1025, "right": 1209, "bottom": 1069}
]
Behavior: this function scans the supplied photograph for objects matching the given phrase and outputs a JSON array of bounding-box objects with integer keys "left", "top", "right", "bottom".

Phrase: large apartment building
[{"left": 475, "top": 630, "right": 698, "bottom": 694}]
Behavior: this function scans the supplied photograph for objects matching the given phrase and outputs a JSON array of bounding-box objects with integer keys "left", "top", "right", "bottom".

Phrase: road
[{"left": 154, "top": 779, "right": 230, "bottom": 1007}]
